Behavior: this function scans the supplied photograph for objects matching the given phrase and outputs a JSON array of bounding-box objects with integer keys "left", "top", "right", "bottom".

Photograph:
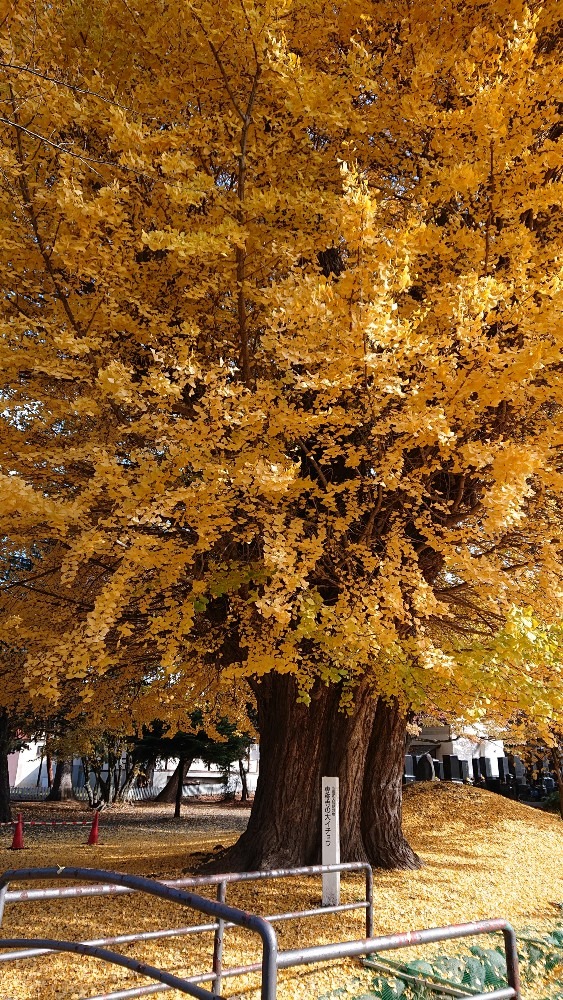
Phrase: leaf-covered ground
[{"left": 0, "top": 784, "right": 561, "bottom": 1000}]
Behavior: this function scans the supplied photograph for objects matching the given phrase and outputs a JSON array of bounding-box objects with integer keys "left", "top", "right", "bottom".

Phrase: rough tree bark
[
  {"left": 47, "top": 759, "right": 74, "bottom": 801},
  {"left": 361, "top": 698, "right": 421, "bottom": 869},
  {"left": 217, "top": 674, "right": 419, "bottom": 871},
  {"left": 155, "top": 757, "right": 193, "bottom": 804},
  {"left": 238, "top": 757, "right": 249, "bottom": 802},
  {"left": 0, "top": 711, "right": 12, "bottom": 823},
  {"left": 174, "top": 755, "right": 187, "bottom": 818}
]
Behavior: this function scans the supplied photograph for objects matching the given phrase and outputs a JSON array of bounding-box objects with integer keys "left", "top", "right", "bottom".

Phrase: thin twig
[
  {"left": 0, "top": 116, "right": 106, "bottom": 176},
  {"left": 192, "top": 11, "right": 245, "bottom": 122},
  {"left": 0, "top": 62, "right": 133, "bottom": 113},
  {"left": 484, "top": 139, "right": 495, "bottom": 276},
  {"left": 297, "top": 438, "right": 329, "bottom": 490},
  {"left": 236, "top": 64, "right": 261, "bottom": 385},
  {"left": 9, "top": 86, "right": 84, "bottom": 335}
]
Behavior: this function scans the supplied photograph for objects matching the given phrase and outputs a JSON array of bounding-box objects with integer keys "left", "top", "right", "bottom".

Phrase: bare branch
[
  {"left": 297, "top": 438, "right": 329, "bottom": 490},
  {"left": 192, "top": 12, "right": 245, "bottom": 122},
  {"left": 0, "top": 61, "right": 134, "bottom": 113},
  {"left": 0, "top": 115, "right": 106, "bottom": 176}
]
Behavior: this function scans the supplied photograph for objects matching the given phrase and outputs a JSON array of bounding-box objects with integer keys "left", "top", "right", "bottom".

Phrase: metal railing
[
  {"left": 276, "top": 919, "right": 521, "bottom": 999},
  {"left": 0, "top": 862, "right": 371, "bottom": 999},
  {"left": 0, "top": 866, "right": 278, "bottom": 1000},
  {"left": 0, "top": 865, "right": 521, "bottom": 1000}
]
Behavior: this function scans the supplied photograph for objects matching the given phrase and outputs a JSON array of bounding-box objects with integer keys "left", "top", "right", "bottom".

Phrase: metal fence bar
[
  {"left": 0, "top": 923, "right": 220, "bottom": 962},
  {"left": 88, "top": 987, "right": 170, "bottom": 1000},
  {"left": 86, "top": 959, "right": 266, "bottom": 1000},
  {"left": 275, "top": 918, "right": 520, "bottom": 998},
  {"left": 84, "top": 919, "right": 521, "bottom": 1000},
  {"left": 171, "top": 861, "right": 372, "bottom": 893},
  {"left": 0, "top": 938, "right": 215, "bottom": 1000},
  {"left": 269, "top": 901, "right": 368, "bottom": 923},
  {"left": 4, "top": 860, "right": 371, "bottom": 903},
  {"left": 0, "top": 867, "right": 279, "bottom": 1000},
  {"left": 0, "top": 901, "right": 368, "bottom": 966},
  {"left": 2, "top": 862, "right": 372, "bottom": 944},
  {"left": 87, "top": 960, "right": 267, "bottom": 999},
  {"left": 5, "top": 883, "right": 138, "bottom": 902},
  {"left": 211, "top": 879, "right": 226, "bottom": 996},
  {"left": 502, "top": 926, "right": 521, "bottom": 997},
  {"left": 0, "top": 865, "right": 520, "bottom": 1000}
]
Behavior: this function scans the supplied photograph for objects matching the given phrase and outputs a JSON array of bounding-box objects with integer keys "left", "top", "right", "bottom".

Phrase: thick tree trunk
[
  {"left": 238, "top": 757, "right": 249, "bottom": 802},
  {"left": 361, "top": 699, "right": 421, "bottom": 869},
  {"left": 217, "top": 674, "right": 415, "bottom": 871},
  {"left": 217, "top": 675, "right": 352, "bottom": 869},
  {"left": 334, "top": 678, "right": 381, "bottom": 861},
  {"left": 0, "top": 711, "right": 12, "bottom": 823},
  {"left": 155, "top": 757, "right": 193, "bottom": 804},
  {"left": 47, "top": 759, "right": 74, "bottom": 801},
  {"left": 174, "top": 755, "right": 187, "bottom": 818}
]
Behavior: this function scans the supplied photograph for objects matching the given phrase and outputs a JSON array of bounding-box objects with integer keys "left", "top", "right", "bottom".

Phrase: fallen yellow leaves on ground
[{"left": 0, "top": 785, "right": 561, "bottom": 999}]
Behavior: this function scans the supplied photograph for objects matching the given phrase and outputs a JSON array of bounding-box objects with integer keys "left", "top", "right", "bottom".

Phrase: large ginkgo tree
[{"left": 0, "top": 0, "right": 562, "bottom": 868}]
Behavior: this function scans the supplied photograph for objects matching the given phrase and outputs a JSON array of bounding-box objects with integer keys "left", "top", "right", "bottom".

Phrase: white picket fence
[
  {"left": 9, "top": 779, "right": 230, "bottom": 803},
  {"left": 9, "top": 785, "right": 158, "bottom": 802}
]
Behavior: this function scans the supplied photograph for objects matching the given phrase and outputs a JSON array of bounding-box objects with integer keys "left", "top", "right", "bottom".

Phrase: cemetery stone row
[{"left": 403, "top": 753, "right": 558, "bottom": 802}]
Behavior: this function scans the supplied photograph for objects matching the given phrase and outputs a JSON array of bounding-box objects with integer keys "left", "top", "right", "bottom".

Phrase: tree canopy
[{"left": 0, "top": 0, "right": 562, "bottom": 742}]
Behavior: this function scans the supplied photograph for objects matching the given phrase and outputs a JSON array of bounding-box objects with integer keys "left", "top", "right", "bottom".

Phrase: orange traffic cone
[
  {"left": 10, "top": 813, "right": 24, "bottom": 850},
  {"left": 87, "top": 810, "right": 100, "bottom": 845}
]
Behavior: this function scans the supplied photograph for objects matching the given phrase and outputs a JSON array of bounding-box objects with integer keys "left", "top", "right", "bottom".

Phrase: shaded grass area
[{"left": 0, "top": 784, "right": 561, "bottom": 999}]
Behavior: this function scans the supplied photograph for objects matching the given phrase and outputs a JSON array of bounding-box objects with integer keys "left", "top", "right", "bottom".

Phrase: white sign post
[{"left": 321, "top": 776, "right": 340, "bottom": 906}]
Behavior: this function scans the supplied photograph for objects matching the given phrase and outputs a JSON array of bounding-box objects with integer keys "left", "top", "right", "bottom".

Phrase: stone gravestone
[
  {"left": 433, "top": 759, "right": 444, "bottom": 781},
  {"left": 485, "top": 777, "right": 502, "bottom": 793},
  {"left": 321, "top": 776, "right": 340, "bottom": 906},
  {"left": 460, "top": 760, "right": 470, "bottom": 783},
  {"left": 515, "top": 757, "right": 526, "bottom": 779},
  {"left": 442, "top": 754, "right": 462, "bottom": 783},
  {"left": 472, "top": 759, "right": 483, "bottom": 783},
  {"left": 497, "top": 757, "right": 510, "bottom": 783},
  {"left": 506, "top": 757, "right": 529, "bottom": 799},
  {"left": 415, "top": 753, "right": 435, "bottom": 782},
  {"left": 508, "top": 755, "right": 526, "bottom": 780},
  {"left": 516, "top": 775, "right": 531, "bottom": 799},
  {"left": 403, "top": 755, "right": 416, "bottom": 784},
  {"left": 479, "top": 757, "right": 493, "bottom": 779}
]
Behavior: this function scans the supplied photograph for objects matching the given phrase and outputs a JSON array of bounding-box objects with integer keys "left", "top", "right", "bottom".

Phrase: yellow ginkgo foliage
[{"left": 0, "top": 0, "right": 561, "bottom": 868}]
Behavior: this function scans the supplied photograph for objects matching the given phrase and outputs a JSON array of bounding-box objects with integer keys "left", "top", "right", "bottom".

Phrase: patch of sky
[{"left": 1, "top": 399, "right": 44, "bottom": 430}]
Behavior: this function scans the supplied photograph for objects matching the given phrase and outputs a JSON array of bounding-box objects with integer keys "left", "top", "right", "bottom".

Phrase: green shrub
[{"left": 543, "top": 790, "right": 561, "bottom": 813}]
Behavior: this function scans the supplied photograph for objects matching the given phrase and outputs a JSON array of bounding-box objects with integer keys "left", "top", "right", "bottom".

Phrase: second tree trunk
[{"left": 47, "top": 759, "right": 74, "bottom": 801}]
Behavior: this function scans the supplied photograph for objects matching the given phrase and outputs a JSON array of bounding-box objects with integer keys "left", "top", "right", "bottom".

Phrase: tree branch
[
  {"left": 297, "top": 438, "right": 329, "bottom": 490},
  {"left": 8, "top": 87, "right": 85, "bottom": 336},
  {"left": 0, "top": 116, "right": 106, "bottom": 176},
  {"left": 0, "top": 62, "right": 133, "bottom": 113}
]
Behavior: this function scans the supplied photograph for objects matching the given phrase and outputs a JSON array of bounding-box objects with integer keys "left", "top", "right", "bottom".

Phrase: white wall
[
  {"left": 9, "top": 743, "right": 262, "bottom": 794},
  {"left": 8, "top": 743, "right": 49, "bottom": 788},
  {"left": 436, "top": 729, "right": 505, "bottom": 777}
]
